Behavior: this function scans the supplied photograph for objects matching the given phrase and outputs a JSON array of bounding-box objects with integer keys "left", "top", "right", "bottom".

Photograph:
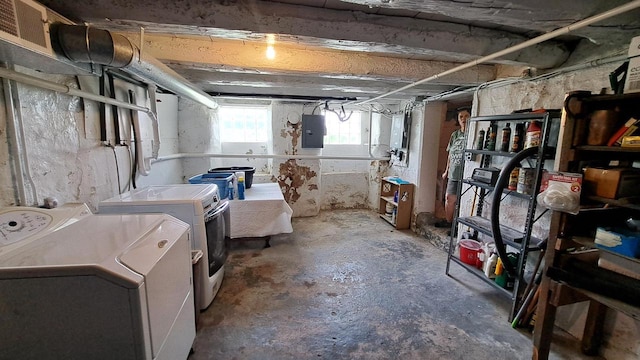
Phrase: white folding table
[{"left": 229, "top": 183, "right": 293, "bottom": 246}]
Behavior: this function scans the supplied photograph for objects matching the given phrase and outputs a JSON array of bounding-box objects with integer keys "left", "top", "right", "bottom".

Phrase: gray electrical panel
[{"left": 302, "top": 115, "right": 325, "bottom": 148}]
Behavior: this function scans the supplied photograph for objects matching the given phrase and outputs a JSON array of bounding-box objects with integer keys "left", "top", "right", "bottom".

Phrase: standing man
[{"left": 435, "top": 107, "right": 470, "bottom": 231}]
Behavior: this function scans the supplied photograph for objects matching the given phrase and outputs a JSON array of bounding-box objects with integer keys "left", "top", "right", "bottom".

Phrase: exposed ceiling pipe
[
  {"left": 355, "top": 0, "right": 640, "bottom": 106},
  {"left": 0, "top": 66, "right": 151, "bottom": 113},
  {"left": 152, "top": 153, "right": 390, "bottom": 164},
  {"left": 427, "top": 54, "right": 629, "bottom": 103},
  {"left": 55, "top": 24, "right": 218, "bottom": 109}
]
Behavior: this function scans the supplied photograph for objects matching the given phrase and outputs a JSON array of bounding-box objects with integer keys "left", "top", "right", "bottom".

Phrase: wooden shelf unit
[
  {"left": 533, "top": 92, "right": 640, "bottom": 360},
  {"left": 378, "top": 178, "right": 413, "bottom": 229}
]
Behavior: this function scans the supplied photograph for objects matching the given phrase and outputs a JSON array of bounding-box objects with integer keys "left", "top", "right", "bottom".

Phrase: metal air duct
[{"left": 55, "top": 24, "right": 218, "bottom": 109}]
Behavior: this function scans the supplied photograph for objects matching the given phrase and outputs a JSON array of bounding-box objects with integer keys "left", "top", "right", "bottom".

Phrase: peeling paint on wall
[
  {"left": 281, "top": 122, "right": 301, "bottom": 155},
  {"left": 276, "top": 159, "right": 317, "bottom": 204}
]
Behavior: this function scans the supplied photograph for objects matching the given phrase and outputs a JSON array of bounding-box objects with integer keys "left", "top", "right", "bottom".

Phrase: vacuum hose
[{"left": 490, "top": 146, "right": 538, "bottom": 277}]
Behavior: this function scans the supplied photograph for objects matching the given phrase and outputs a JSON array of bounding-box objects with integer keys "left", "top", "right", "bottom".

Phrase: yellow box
[{"left": 621, "top": 136, "right": 640, "bottom": 147}]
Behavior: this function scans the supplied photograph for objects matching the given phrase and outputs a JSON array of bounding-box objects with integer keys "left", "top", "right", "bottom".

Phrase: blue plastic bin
[
  {"left": 595, "top": 227, "right": 640, "bottom": 258},
  {"left": 208, "top": 167, "right": 255, "bottom": 188},
  {"left": 188, "top": 173, "right": 234, "bottom": 199}
]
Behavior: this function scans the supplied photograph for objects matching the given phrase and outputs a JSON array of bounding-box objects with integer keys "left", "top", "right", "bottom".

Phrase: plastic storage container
[
  {"left": 459, "top": 239, "right": 482, "bottom": 265},
  {"left": 595, "top": 227, "right": 640, "bottom": 258},
  {"left": 495, "top": 253, "right": 519, "bottom": 289},
  {"left": 209, "top": 167, "right": 255, "bottom": 189},
  {"left": 188, "top": 173, "right": 234, "bottom": 199}
]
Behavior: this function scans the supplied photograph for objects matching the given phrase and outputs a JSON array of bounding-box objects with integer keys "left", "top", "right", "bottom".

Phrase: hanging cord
[
  {"left": 466, "top": 187, "right": 478, "bottom": 234},
  {"left": 121, "top": 142, "right": 132, "bottom": 192},
  {"left": 109, "top": 145, "right": 123, "bottom": 193},
  {"left": 128, "top": 90, "right": 138, "bottom": 189},
  {"left": 107, "top": 72, "right": 122, "bottom": 145},
  {"left": 323, "top": 101, "right": 353, "bottom": 122}
]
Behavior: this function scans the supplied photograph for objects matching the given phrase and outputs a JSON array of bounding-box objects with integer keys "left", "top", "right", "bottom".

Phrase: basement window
[
  {"left": 323, "top": 110, "right": 363, "bottom": 145},
  {"left": 218, "top": 105, "right": 269, "bottom": 142}
]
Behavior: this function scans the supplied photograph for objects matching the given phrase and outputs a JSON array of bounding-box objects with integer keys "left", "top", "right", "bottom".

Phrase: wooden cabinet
[
  {"left": 378, "top": 178, "right": 413, "bottom": 229},
  {"left": 533, "top": 92, "right": 640, "bottom": 360},
  {"left": 445, "top": 112, "right": 559, "bottom": 321}
]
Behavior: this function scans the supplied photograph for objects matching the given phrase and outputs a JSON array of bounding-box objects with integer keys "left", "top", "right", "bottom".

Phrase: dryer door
[{"left": 119, "top": 220, "right": 193, "bottom": 358}]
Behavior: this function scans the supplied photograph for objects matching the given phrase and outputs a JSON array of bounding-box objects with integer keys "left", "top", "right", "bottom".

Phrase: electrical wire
[{"left": 109, "top": 145, "right": 123, "bottom": 194}]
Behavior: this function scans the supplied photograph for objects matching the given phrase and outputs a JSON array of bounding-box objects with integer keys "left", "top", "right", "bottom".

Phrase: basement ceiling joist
[{"left": 39, "top": 0, "right": 640, "bottom": 101}]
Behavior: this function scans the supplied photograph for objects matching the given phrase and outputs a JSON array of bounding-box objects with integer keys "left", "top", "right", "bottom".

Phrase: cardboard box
[
  {"left": 624, "top": 35, "right": 640, "bottom": 94},
  {"left": 583, "top": 167, "right": 640, "bottom": 199}
]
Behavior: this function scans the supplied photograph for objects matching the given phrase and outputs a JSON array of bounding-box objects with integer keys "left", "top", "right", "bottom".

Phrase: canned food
[{"left": 517, "top": 168, "right": 535, "bottom": 195}]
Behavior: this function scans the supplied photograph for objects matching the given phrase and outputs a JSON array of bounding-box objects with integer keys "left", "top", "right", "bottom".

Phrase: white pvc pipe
[
  {"left": 152, "top": 153, "right": 390, "bottom": 164},
  {"left": 2, "top": 76, "right": 39, "bottom": 206},
  {"left": 146, "top": 84, "right": 161, "bottom": 159},
  {"left": 0, "top": 67, "right": 153, "bottom": 116},
  {"left": 356, "top": 0, "right": 640, "bottom": 105},
  {"left": 2, "top": 77, "right": 27, "bottom": 205}
]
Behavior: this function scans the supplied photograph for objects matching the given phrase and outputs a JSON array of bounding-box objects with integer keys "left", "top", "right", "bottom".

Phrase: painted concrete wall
[
  {"left": 173, "top": 99, "right": 380, "bottom": 216},
  {"left": 473, "top": 62, "right": 639, "bottom": 359},
  {"left": 366, "top": 112, "right": 392, "bottom": 210},
  {"left": 178, "top": 98, "right": 218, "bottom": 180},
  {"left": 0, "top": 68, "right": 120, "bottom": 211},
  {"left": 136, "top": 93, "right": 184, "bottom": 187},
  {"left": 1, "top": 68, "right": 381, "bottom": 218},
  {"left": 0, "top": 68, "right": 189, "bottom": 211},
  {"left": 384, "top": 104, "right": 425, "bottom": 227}
]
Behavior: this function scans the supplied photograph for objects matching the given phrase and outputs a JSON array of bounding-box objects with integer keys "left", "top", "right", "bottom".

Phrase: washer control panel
[{"left": 0, "top": 210, "right": 53, "bottom": 246}]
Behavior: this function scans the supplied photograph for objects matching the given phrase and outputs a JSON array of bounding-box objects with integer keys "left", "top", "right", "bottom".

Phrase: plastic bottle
[
  {"left": 494, "top": 257, "right": 504, "bottom": 277},
  {"left": 391, "top": 208, "right": 397, "bottom": 225},
  {"left": 500, "top": 123, "right": 511, "bottom": 152},
  {"left": 475, "top": 249, "right": 485, "bottom": 269},
  {"left": 524, "top": 121, "right": 541, "bottom": 149},
  {"left": 237, "top": 175, "right": 245, "bottom": 200},
  {"left": 511, "top": 123, "right": 524, "bottom": 153},
  {"left": 483, "top": 253, "right": 498, "bottom": 279},
  {"left": 476, "top": 128, "right": 485, "bottom": 150},
  {"left": 228, "top": 185, "right": 234, "bottom": 200}
]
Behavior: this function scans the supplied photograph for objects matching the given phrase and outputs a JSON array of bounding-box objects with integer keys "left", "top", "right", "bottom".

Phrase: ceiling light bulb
[
  {"left": 266, "top": 45, "right": 276, "bottom": 60},
  {"left": 266, "top": 34, "right": 276, "bottom": 45}
]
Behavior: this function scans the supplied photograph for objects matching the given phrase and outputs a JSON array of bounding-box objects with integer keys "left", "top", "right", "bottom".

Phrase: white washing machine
[
  {"left": 0, "top": 212, "right": 195, "bottom": 360},
  {"left": 99, "top": 184, "right": 230, "bottom": 310}
]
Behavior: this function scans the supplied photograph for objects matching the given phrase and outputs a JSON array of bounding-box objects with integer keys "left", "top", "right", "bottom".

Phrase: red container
[{"left": 459, "top": 239, "right": 482, "bottom": 265}]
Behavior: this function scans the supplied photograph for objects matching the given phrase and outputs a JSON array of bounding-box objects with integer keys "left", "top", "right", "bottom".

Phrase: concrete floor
[{"left": 190, "top": 209, "right": 597, "bottom": 360}]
